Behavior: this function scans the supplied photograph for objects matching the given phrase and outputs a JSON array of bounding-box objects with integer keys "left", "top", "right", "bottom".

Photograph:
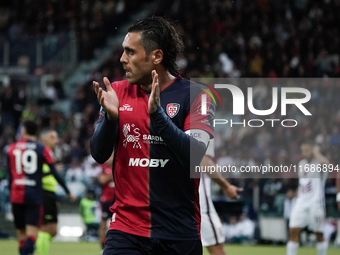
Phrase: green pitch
[{"left": 0, "top": 240, "right": 339, "bottom": 255}]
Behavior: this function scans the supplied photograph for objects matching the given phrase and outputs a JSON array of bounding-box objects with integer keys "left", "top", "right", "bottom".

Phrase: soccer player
[
  {"left": 98, "top": 155, "right": 115, "bottom": 251},
  {"left": 36, "top": 129, "right": 76, "bottom": 255},
  {"left": 7, "top": 120, "right": 72, "bottom": 255},
  {"left": 90, "top": 16, "right": 214, "bottom": 254},
  {"left": 287, "top": 141, "right": 328, "bottom": 255},
  {"left": 200, "top": 139, "right": 242, "bottom": 255}
]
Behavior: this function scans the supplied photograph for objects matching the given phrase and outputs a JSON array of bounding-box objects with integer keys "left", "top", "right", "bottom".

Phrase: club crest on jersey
[
  {"left": 119, "top": 104, "right": 133, "bottom": 111},
  {"left": 166, "top": 103, "right": 180, "bottom": 118},
  {"left": 122, "top": 123, "right": 142, "bottom": 149}
]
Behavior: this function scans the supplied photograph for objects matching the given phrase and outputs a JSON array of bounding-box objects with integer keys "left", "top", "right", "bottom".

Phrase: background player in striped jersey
[
  {"left": 98, "top": 155, "right": 115, "bottom": 251},
  {"left": 7, "top": 120, "right": 72, "bottom": 255},
  {"left": 36, "top": 129, "right": 76, "bottom": 255},
  {"left": 200, "top": 139, "right": 242, "bottom": 255},
  {"left": 91, "top": 16, "right": 214, "bottom": 254},
  {"left": 287, "top": 141, "right": 328, "bottom": 255}
]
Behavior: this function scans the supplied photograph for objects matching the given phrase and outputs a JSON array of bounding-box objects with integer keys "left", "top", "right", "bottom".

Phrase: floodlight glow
[{"left": 60, "top": 226, "right": 83, "bottom": 237}]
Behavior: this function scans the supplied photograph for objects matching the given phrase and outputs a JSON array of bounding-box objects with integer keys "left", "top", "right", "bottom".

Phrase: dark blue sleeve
[
  {"left": 48, "top": 163, "right": 70, "bottom": 195},
  {"left": 150, "top": 107, "right": 207, "bottom": 168},
  {"left": 90, "top": 110, "right": 119, "bottom": 164}
]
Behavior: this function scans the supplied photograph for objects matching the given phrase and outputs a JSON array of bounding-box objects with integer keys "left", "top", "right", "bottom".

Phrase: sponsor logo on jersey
[
  {"left": 119, "top": 104, "right": 133, "bottom": 111},
  {"left": 166, "top": 103, "right": 180, "bottom": 118},
  {"left": 142, "top": 135, "right": 165, "bottom": 145},
  {"left": 122, "top": 123, "right": 141, "bottom": 149},
  {"left": 15, "top": 142, "right": 37, "bottom": 150},
  {"left": 14, "top": 179, "right": 36, "bottom": 186},
  {"left": 128, "top": 158, "right": 169, "bottom": 167}
]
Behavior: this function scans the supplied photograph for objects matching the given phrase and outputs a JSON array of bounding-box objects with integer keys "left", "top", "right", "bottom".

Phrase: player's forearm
[
  {"left": 98, "top": 174, "right": 113, "bottom": 185},
  {"left": 90, "top": 113, "right": 118, "bottom": 164},
  {"left": 150, "top": 107, "right": 207, "bottom": 167},
  {"left": 210, "top": 172, "right": 229, "bottom": 189},
  {"left": 49, "top": 164, "right": 70, "bottom": 195},
  {"left": 201, "top": 155, "right": 229, "bottom": 189}
]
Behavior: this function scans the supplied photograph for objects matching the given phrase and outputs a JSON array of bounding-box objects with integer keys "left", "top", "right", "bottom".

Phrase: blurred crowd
[
  {"left": 156, "top": 0, "right": 340, "bottom": 78},
  {"left": 222, "top": 213, "right": 256, "bottom": 244},
  {"left": 1, "top": 0, "right": 340, "bottom": 224},
  {"left": 0, "top": 0, "right": 151, "bottom": 64}
]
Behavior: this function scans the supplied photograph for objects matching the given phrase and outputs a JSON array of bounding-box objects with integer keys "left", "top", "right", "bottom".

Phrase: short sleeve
[
  {"left": 42, "top": 146, "right": 54, "bottom": 165},
  {"left": 183, "top": 90, "right": 215, "bottom": 138}
]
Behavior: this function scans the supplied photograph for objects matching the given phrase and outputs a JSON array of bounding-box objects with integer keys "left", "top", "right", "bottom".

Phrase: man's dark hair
[
  {"left": 128, "top": 16, "right": 184, "bottom": 76},
  {"left": 23, "top": 120, "right": 38, "bottom": 136},
  {"left": 302, "top": 139, "right": 314, "bottom": 146}
]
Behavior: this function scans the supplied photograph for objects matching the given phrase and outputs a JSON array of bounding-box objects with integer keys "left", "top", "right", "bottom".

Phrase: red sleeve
[
  {"left": 99, "top": 164, "right": 112, "bottom": 175},
  {"left": 42, "top": 146, "right": 54, "bottom": 165},
  {"left": 184, "top": 91, "right": 214, "bottom": 138}
]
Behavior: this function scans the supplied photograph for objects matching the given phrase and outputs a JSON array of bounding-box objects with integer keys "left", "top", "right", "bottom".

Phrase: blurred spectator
[
  {"left": 224, "top": 214, "right": 255, "bottom": 244},
  {"left": 65, "top": 158, "right": 85, "bottom": 198},
  {"left": 237, "top": 213, "right": 255, "bottom": 242},
  {"left": 0, "top": 86, "right": 15, "bottom": 128},
  {"left": 224, "top": 216, "right": 242, "bottom": 243},
  {"left": 262, "top": 179, "right": 282, "bottom": 210},
  {"left": 68, "top": 139, "right": 84, "bottom": 162},
  {"left": 65, "top": 159, "right": 84, "bottom": 183},
  {"left": 82, "top": 150, "right": 101, "bottom": 186},
  {"left": 0, "top": 178, "right": 10, "bottom": 216},
  {"left": 43, "top": 81, "right": 58, "bottom": 103}
]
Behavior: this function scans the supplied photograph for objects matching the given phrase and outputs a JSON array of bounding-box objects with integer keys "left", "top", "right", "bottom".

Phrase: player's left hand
[
  {"left": 222, "top": 184, "right": 243, "bottom": 199},
  {"left": 149, "top": 70, "right": 160, "bottom": 114}
]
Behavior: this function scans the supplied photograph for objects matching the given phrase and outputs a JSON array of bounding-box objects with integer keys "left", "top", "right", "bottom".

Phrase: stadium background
[{"left": 0, "top": 0, "right": 340, "bottom": 254}]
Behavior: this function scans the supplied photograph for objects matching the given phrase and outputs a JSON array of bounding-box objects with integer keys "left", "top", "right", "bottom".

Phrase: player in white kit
[
  {"left": 200, "top": 139, "right": 242, "bottom": 255},
  {"left": 287, "top": 141, "right": 328, "bottom": 255}
]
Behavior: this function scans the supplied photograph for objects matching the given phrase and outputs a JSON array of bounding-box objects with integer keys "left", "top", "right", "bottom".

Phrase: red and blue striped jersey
[
  {"left": 97, "top": 76, "right": 214, "bottom": 240},
  {"left": 99, "top": 164, "right": 115, "bottom": 203},
  {"left": 7, "top": 139, "right": 54, "bottom": 205}
]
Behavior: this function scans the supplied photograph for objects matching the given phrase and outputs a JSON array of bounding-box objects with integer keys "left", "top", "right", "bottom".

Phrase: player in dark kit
[
  {"left": 7, "top": 120, "right": 72, "bottom": 255},
  {"left": 90, "top": 16, "right": 214, "bottom": 254}
]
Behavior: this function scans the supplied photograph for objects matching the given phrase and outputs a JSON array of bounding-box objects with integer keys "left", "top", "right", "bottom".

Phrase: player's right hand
[
  {"left": 93, "top": 77, "right": 119, "bottom": 121},
  {"left": 222, "top": 184, "right": 243, "bottom": 199}
]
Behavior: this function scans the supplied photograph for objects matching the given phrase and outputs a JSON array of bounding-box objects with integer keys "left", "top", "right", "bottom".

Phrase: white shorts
[
  {"left": 201, "top": 212, "right": 225, "bottom": 247},
  {"left": 289, "top": 204, "right": 325, "bottom": 233}
]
